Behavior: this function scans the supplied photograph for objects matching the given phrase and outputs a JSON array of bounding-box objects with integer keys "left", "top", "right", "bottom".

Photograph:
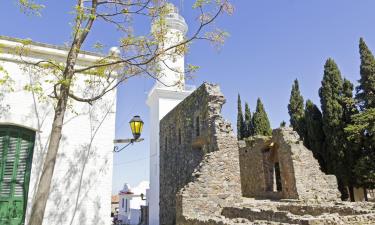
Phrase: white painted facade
[
  {"left": 146, "top": 4, "right": 193, "bottom": 225},
  {"left": 118, "top": 183, "right": 142, "bottom": 225},
  {"left": 0, "top": 37, "right": 116, "bottom": 225}
]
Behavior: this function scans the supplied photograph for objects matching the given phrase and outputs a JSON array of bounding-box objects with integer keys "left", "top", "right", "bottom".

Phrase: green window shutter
[{"left": 0, "top": 126, "right": 35, "bottom": 225}]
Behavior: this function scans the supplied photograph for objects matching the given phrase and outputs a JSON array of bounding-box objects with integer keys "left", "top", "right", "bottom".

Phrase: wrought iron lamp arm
[{"left": 113, "top": 140, "right": 134, "bottom": 153}]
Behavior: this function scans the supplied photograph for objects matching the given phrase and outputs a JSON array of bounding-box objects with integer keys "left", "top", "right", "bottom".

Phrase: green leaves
[
  {"left": 357, "top": 38, "right": 375, "bottom": 109},
  {"left": 252, "top": 98, "right": 272, "bottom": 136},
  {"left": 237, "top": 94, "right": 245, "bottom": 140},
  {"left": 18, "top": 0, "right": 44, "bottom": 16},
  {"left": 288, "top": 79, "right": 305, "bottom": 139}
]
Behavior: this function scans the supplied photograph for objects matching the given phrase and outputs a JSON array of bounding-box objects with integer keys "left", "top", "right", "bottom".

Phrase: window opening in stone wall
[
  {"left": 262, "top": 148, "right": 273, "bottom": 192},
  {"left": 165, "top": 136, "right": 168, "bottom": 150},
  {"left": 274, "top": 162, "right": 282, "bottom": 192},
  {"left": 262, "top": 148, "right": 282, "bottom": 193},
  {"left": 178, "top": 128, "right": 182, "bottom": 145},
  {"left": 196, "top": 116, "right": 200, "bottom": 137}
]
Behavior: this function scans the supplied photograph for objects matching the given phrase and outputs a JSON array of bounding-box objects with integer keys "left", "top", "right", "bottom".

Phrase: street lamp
[{"left": 113, "top": 115, "right": 144, "bottom": 152}]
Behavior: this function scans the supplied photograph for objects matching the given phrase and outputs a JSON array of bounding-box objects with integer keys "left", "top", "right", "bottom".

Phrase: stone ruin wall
[
  {"left": 159, "top": 83, "right": 241, "bottom": 225},
  {"left": 239, "top": 128, "right": 340, "bottom": 202},
  {"left": 159, "top": 83, "right": 375, "bottom": 225}
]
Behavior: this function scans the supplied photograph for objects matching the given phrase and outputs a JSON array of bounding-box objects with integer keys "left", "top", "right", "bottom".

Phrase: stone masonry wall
[
  {"left": 239, "top": 127, "right": 340, "bottom": 202},
  {"left": 159, "top": 83, "right": 241, "bottom": 225}
]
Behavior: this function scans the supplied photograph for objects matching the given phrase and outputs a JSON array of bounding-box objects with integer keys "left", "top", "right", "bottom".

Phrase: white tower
[
  {"left": 146, "top": 3, "right": 193, "bottom": 225},
  {"left": 118, "top": 183, "right": 134, "bottom": 224}
]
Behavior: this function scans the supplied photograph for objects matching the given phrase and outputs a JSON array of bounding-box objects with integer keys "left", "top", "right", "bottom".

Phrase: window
[
  {"left": 0, "top": 125, "right": 35, "bottom": 225},
  {"left": 122, "top": 198, "right": 124, "bottom": 209},
  {"left": 165, "top": 136, "right": 168, "bottom": 150},
  {"left": 125, "top": 199, "right": 128, "bottom": 212},
  {"left": 196, "top": 116, "right": 200, "bottom": 137},
  {"left": 274, "top": 163, "right": 282, "bottom": 192}
]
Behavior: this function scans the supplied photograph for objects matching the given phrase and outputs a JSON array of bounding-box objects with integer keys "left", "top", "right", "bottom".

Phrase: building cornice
[
  {"left": 146, "top": 84, "right": 194, "bottom": 107},
  {"left": 0, "top": 36, "right": 105, "bottom": 65}
]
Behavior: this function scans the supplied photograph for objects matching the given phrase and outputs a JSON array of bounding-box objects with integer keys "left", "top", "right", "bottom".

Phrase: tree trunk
[
  {"left": 28, "top": 47, "right": 79, "bottom": 225},
  {"left": 364, "top": 187, "right": 368, "bottom": 201},
  {"left": 348, "top": 185, "right": 355, "bottom": 202},
  {"left": 28, "top": 99, "right": 67, "bottom": 225}
]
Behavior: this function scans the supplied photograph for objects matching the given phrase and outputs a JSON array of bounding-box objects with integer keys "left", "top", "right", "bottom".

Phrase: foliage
[
  {"left": 237, "top": 94, "right": 245, "bottom": 140},
  {"left": 0, "top": 93, "right": 9, "bottom": 118},
  {"left": 319, "top": 58, "right": 345, "bottom": 175},
  {"left": 280, "top": 121, "right": 286, "bottom": 127},
  {"left": 288, "top": 79, "right": 305, "bottom": 139},
  {"left": 304, "top": 99, "right": 326, "bottom": 171},
  {"left": 18, "top": 0, "right": 44, "bottom": 16},
  {"left": 357, "top": 38, "right": 375, "bottom": 109},
  {"left": 244, "top": 102, "right": 252, "bottom": 137},
  {"left": 345, "top": 38, "right": 375, "bottom": 189},
  {"left": 252, "top": 98, "right": 272, "bottom": 136},
  {"left": 345, "top": 108, "right": 375, "bottom": 188}
]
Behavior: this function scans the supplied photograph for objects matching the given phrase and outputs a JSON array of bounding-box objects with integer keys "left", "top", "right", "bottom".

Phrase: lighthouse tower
[{"left": 146, "top": 3, "right": 193, "bottom": 225}]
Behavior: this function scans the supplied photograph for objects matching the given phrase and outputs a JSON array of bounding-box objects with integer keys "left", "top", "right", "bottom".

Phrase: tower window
[{"left": 165, "top": 136, "right": 168, "bottom": 150}]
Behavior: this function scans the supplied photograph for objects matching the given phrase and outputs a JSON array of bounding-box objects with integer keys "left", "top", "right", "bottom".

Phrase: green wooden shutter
[{"left": 0, "top": 126, "right": 35, "bottom": 225}]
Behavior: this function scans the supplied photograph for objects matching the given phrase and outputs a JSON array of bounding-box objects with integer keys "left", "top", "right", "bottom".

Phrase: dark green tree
[
  {"left": 319, "top": 58, "right": 345, "bottom": 175},
  {"left": 244, "top": 102, "right": 252, "bottom": 137},
  {"left": 319, "top": 58, "right": 351, "bottom": 199},
  {"left": 252, "top": 98, "right": 272, "bottom": 136},
  {"left": 345, "top": 109, "right": 375, "bottom": 190},
  {"left": 357, "top": 38, "right": 375, "bottom": 109},
  {"left": 304, "top": 99, "right": 326, "bottom": 172},
  {"left": 344, "top": 38, "right": 375, "bottom": 191},
  {"left": 280, "top": 121, "right": 286, "bottom": 127},
  {"left": 341, "top": 78, "right": 360, "bottom": 200},
  {"left": 288, "top": 79, "right": 306, "bottom": 139},
  {"left": 237, "top": 94, "right": 245, "bottom": 140}
]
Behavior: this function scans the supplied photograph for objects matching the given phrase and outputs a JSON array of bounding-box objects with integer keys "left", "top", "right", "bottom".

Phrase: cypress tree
[
  {"left": 319, "top": 58, "right": 351, "bottom": 199},
  {"left": 357, "top": 38, "right": 375, "bottom": 109},
  {"left": 304, "top": 99, "right": 326, "bottom": 172},
  {"left": 319, "top": 58, "right": 345, "bottom": 175},
  {"left": 252, "top": 98, "right": 272, "bottom": 136},
  {"left": 345, "top": 38, "right": 375, "bottom": 191},
  {"left": 341, "top": 78, "right": 360, "bottom": 200},
  {"left": 345, "top": 109, "right": 375, "bottom": 189},
  {"left": 288, "top": 79, "right": 306, "bottom": 139},
  {"left": 237, "top": 94, "right": 245, "bottom": 140},
  {"left": 244, "top": 102, "right": 252, "bottom": 137}
]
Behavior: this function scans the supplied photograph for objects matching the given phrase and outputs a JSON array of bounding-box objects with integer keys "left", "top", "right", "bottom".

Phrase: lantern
[{"left": 129, "top": 115, "right": 144, "bottom": 140}]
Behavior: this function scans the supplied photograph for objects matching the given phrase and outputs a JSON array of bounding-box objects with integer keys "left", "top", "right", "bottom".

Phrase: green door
[{"left": 0, "top": 126, "right": 35, "bottom": 225}]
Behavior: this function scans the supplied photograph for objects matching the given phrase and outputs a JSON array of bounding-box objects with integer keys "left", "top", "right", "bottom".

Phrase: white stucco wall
[{"left": 0, "top": 38, "right": 115, "bottom": 225}]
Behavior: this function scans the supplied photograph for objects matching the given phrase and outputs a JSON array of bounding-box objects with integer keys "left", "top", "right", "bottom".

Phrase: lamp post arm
[{"left": 113, "top": 140, "right": 134, "bottom": 152}]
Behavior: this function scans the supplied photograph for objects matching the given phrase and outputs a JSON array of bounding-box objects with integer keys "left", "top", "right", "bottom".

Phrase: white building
[
  {"left": 0, "top": 36, "right": 116, "bottom": 225},
  {"left": 146, "top": 4, "right": 193, "bottom": 225},
  {"left": 117, "top": 183, "right": 143, "bottom": 225}
]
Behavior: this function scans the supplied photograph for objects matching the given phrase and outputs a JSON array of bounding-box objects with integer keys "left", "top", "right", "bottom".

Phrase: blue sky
[{"left": 1, "top": 0, "right": 375, "bottom": 194}]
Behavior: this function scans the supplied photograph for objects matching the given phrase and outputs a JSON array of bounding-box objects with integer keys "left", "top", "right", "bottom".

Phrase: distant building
[{"left": 117, "top": 183, "right": 145, "bottom": 225}]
